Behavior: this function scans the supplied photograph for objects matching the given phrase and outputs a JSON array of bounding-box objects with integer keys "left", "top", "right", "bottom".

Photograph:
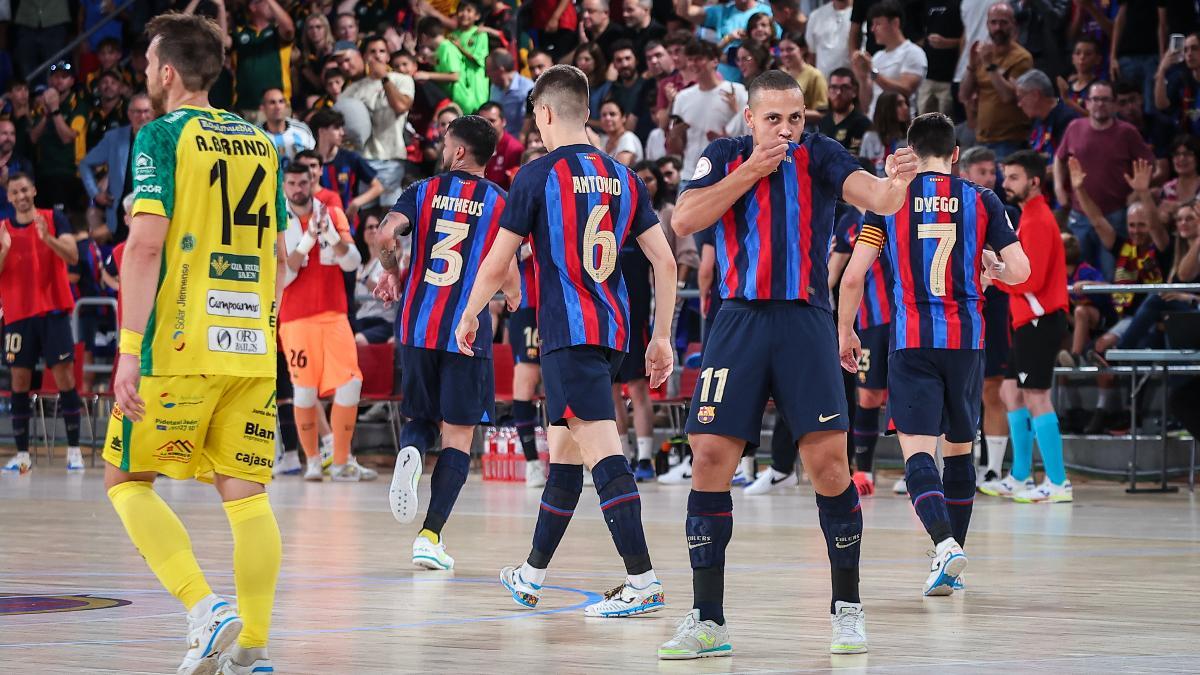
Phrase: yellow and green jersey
[{"left": 130, "top": 105, "right": 286, "bottom": 378}]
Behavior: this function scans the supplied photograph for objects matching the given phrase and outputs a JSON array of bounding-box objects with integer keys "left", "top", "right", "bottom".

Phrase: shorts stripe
[
  {"left": 120, "top": 416, "right": 132, "bottom": 472},
  {"left": 599, "top": 492, "right": 640, "bottom": 510}
]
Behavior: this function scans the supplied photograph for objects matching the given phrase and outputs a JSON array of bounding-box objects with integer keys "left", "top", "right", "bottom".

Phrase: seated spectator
[
  {"left": 581, "top": 0, "right": 632, "bottom": 61},
  {"left": 818, "top": 67, "right": 872, "bottom": 155},
  {"left": 1015, "top": 69, "right": 1079, "bottom": 162},
  {"left": 478, "top": 0, "right": 514, "bottom": 52},
  {"left": 478, "top": 102, "right": 524, "bottom": 189},
  {"left": 308, "top": 66, "right": 346, "bottom": 115},
  {"left": 2, "top": 80, "right": 35, "bottom": 161},
  {"left": 736, "top": 40, "right": 774, "bottom": 85},
  {"left": 1159, "top": 136, "right": 1200, "bottom": 224},
  {"left": 1057, "top": 36, "right": 1103, "bottom": 117},
  {"left": 354, "top": 210, "right": 399, "bottom": 345},
  {"left": 334, "top": 12, "right": 360, "bottom": 47},
  {"left": 573, "top": 42, "right": 613, "bottom": 122},
  {"left": 597, "top": 99, "right": 643, "bottom": 166},
  {"left": 860, "top": 91, "right": 910, "bottom": 177},
  {"left": 777, "top": 32, "right": 827, "bottom": 123},
  {"left": 852, "top": 0, "right": 926, "bottom": 117},
  {"left": 1061, "top": 232, "right": 1112, "bottom": 367},
  {"left": 486, "top": 49, "right": 533, "bottom": 138},
  {"left": 656, "top": 155, "right": 682, "bottom": 200}
]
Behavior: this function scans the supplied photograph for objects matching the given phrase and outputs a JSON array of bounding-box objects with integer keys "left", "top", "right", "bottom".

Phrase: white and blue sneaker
[
  {"left": 500, "top": 564, "right": 542, "bottom": 608},
  {"left": 66, "top": 448, "right": 85, "bottom": 473},
  {"left": 585, "top": 580, "right": 665, "bottom": 617},
  {"left": 923, "top": 539, "right": 968, "bottom": 597},
  {"left": 178, "top": 594, "right": 242, "bottom": 675},
  {"left": 951, "top": 574, "right": 965, "bottom": 592},
  {"left": 658, "top": 609, "right": 732, "bottom": 659},
  {"left": 2, "top": 452, "right": 31, "bottom": 475},
  {"left": 412, "top": 532, "right": 454, "bottom": 570},
  {"left": 215, "top": 646, "right": 272, "bottom": 674},
  {"left": 389, "top": 446, "right": 421, "bottom": 523},
  {"left": 272, "top": 450, "right": 302, "bottom": 477}
]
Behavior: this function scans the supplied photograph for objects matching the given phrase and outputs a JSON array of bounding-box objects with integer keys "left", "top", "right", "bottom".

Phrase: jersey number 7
[
  {"left": 210, "top": 158, "right": 271, "bottom": 247},
  {"left": 916, "top": 223, "right": 956, "bottom": 297}
]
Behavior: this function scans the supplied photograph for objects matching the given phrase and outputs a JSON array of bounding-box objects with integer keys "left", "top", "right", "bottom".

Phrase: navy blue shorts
[
  {"left": 983, "top": 286, "right": 1010, "bottom": 378},
  {"left": 618, "top": 251, "right": 652, "bottom": 383},
  {"left": 4, "top": 312, "right": 74, "bottom": 370},
  {"left": 276, "top": 348, "right": 294, "bottom": 400},
  {"left": 685, "top": 300, "right": 848, "bottom": 444},
  {"left": 400, "top": 345, "right": 495, "bottom": 426},
  {"left": 509, "top": 307, "right": 541, "bottom": 365},
  {"left": 541, "top": 345, "right": 624, "bottom": 426},
  {"left": 886, "top": 348, "right": 983, "bottom": 443},
  {"left": 353, "top": 316, "right": 394, "bottom": 344},
  {"left": 855, "top": 324, "right": 889, "bottom": 390}
]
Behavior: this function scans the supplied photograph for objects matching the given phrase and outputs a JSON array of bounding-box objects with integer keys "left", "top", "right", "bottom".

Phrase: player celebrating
[
  {"left": 454, "top": 65, "right": 679, "bottom": 618},
  {"left": 279, "top": 162, "right": 365, "bottom": 482},
  {"left": 661, "top": 70, "right": 918, "bottom": 660},
  {"left": 0, "top": 174, "right": 82, "bottom": 474},
  {"left": 839, "top": 113, "right": 1030, "bottom": 598},
  {"left": 104, "top": 13, "right": 285, "bottom": 675},
  {"left": 374, "top": 114, "right": 518, "bottom": 569}
]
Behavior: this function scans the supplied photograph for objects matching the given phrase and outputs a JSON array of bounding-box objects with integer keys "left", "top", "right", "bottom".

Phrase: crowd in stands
[{"left": 1, "top": 0, "right": 1199, "bottom": 439}]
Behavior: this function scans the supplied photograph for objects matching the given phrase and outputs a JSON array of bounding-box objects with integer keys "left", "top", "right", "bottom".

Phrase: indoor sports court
[{"left": 3, "top": 471, "right": 1198, "bottom": 672}]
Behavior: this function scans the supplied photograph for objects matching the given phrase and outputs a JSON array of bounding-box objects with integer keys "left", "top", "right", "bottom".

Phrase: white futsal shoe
[
  {"left": 744, "top": 467, "right": 794, "bottom": 495},
  {"left": 1013, "top": 478, "right": 1073, "bottom": 503},
  {"left": 2, "top": 452, "right": 31, "bottom": 475},
  {"left": 390, "top": 446, "right": 422, "bottom": 523},
  {"left": 525, "top": 459, "right": 546, "bottom": 488},
  {"left": 892, "top": 478, "right": 907, "bottom": 494},
  {"left": 177, "top": 594, "right": 241, "bottom": 675},
  {"left": 273, "top": 450, "right": 302, "bottom": 477},
  {"left": 978, "top": 473, "right": 1034, "bottom": 498},
  {"left": 923, "top": 539, "right": 968, "bottom": 596},
  {"left": 830, "top": 601, "right": 868, "bottom": 654},
  {"left": 351, "top": 456, "right": 378, "bottom": 481},
  {"left": 412, "top": 532, "right": 455, "bottom": 570},
  {"left": 303, "top": 458, "right": 323, "bottom": 482},
  {"left": 500, "top": 564, "right": 543, "bottom": 608},
  {"left": 330, "top": 463, "right": 362, "bottom": 482},
  {"left": 584, "top": 580, "right": 665, "bottom": 617},
  {"left": 657, "top": 609, "right": 732, "bottom": 659},
  {"left": 656, "top": 455, "right": 692, "bottom": 485},
  {"left": 215, "top": 646, "right": 271, "bottom": 675},
  {"left": 66, "top": 447, "right": 85, "bottom": 473}
]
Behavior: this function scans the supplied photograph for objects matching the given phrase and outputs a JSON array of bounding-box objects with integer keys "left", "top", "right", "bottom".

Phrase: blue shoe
[
  {"left": 634, "top": 459, "right": 656, "bottom": 482},
  {"left": 923, "top": 541, "right": 968, "bottom": 597},
  {"left": 730, "top": 469, "right": 750, "bottom": 487},
  {"left": 951, "top": 574, "right": 965, "bottom": 592},
  {"left": 500, "top": 565, "right": 542, "bottom": 609}
]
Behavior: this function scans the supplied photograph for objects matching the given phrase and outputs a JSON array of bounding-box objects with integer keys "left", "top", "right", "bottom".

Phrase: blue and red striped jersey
[
  {"left": 321, "top": 148, "right": 377, "bottom": 225},
  {"left": 860, "top": 172, "right": 1018, "bottom": 351},
  {"left": 834, "top": 205, "right": 893, "bottom": 330},
  {"left": 683, "top": 134, "right": 862, "bottom": 309},
  {"left": 500, "top": 144, "right": 658, "bottom": 354},
  {"left": 517, "top": 240, "right": 538, "bottom": 310},
  {"left": 391, "top": 170, "right": 506, "bottom": 357}
]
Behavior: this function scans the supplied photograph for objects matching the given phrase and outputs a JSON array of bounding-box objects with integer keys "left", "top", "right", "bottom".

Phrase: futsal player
[
  {"left": 661, "top": 70, "right": 919, "bottom": 660},
  {"left": 613, "top": 236, "right": 661, "bottom": 482},
  {"left": 454, "top": 65, "right": 679, "bottom": 618},
  {"left": 510, "top": 242, "right": 547, "bottom": 487},
  {"left": 374, "top": 114, "right": 518, "bottom": 570},
  {"left": 104, "top": 13, "right": 284, "bottom": 674},
  {"left": 839, "top": 113, "right": 1030, "bottom": 598}
]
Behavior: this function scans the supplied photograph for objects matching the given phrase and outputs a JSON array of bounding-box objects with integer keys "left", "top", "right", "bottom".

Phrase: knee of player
[
  {"left": 857, "top": 388, "right": 887, "bottom": 409},
  {"left": 293, "top": 386, "right": 320, "bottom": 408},
  {"left": 333, "top": 378, "right": 362, "bottom": 407}
]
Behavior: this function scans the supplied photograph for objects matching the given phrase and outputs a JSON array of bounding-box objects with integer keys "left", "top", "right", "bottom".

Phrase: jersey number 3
[
  {"left": 917, "top": 223, "right": 956, "bottom": 297},
  {"left": 426, "top": 218, "right": 470, "bottom": 287}
]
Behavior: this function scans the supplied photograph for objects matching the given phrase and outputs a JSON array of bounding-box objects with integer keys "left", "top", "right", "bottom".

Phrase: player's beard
[{"left": 148, "top": 84, "right": 167, "bottom": 117}]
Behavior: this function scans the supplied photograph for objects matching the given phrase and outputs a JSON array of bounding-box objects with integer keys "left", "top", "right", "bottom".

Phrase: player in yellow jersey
[{"left": 103, "top": 13, "right": 286, "bottom": 675}]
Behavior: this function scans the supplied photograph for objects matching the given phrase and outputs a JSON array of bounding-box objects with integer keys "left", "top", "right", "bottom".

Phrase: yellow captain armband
[
  {"left": 119, "top": 329, "right": 144, "bottom": 357},
  {"left": 857, "top": 224, "right": 886, "bottom": 251}
]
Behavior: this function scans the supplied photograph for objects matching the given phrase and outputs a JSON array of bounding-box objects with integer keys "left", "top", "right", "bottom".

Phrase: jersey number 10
[{"left": 210, "top": 159, "right": 271, "bottom": 247}]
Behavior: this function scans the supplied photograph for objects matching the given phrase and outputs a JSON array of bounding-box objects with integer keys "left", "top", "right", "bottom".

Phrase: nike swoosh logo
[
  {"left": 835, "top": 540, "right": 860, "bottom": 549},
  {"left": 770, "top": 476, "right": 790, "bottom": 485},
  {"left": 819, "top": 413, "right": 840, "bottom": 423},
  {"left": 688, "top": 542, "right": 711, "bottom": 549}
]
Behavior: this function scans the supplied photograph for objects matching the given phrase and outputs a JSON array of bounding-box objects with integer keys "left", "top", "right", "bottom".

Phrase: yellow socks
[
  {"left": 419, "top": 528, "right": 440, "bottom": 545},
  {"left": 223, "top": 493, "right": 281, "bottom": 649},
  {"left": 330, "top": 403, "right": 357, "bottom": 466},
  {"left": 107, "top": 481, "right": 212, "bottom": 610}
]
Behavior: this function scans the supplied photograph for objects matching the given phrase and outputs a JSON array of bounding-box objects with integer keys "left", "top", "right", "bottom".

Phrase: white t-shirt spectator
[
  {"left": 342, "top": 72, "right": 417, "bottom": 161},
  {"left": 869, "top": 40, "right": 927, "bottom": 117},
  {"left": 954, "top": 0, "right": 992, "bottom": 83},
  {"left": 806, "top": 2, "right": 853, "bottom": 77},
  {"left": 644, "top": 128, "right": 667, "bottom": 162},
  {"left": 672, "top": 80, "right": 749, "bottom": 179},
  {"left": 599, "top": 130, "right": 645, "bottom": 165}
]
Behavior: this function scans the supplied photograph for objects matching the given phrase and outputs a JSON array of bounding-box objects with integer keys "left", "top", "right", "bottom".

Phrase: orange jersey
[{"left": 280, "top": 202, "right": 354, "bottom": 324}]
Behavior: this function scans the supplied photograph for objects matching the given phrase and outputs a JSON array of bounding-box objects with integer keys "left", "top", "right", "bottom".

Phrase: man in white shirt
[
  {"left": 667, "top": 40, "right": 748, "bottom": 181},
  {"left": 806, "top": 0, "right": 853, "bottom": 77},
  {"left": 954, "top": 0, "right": 993, "bottom": 85},
  {"left": 850, "top": 0, "right": 926, "bottom": 116},
  {"left": 259, "top": 88, "right": 314, "bottom": 168},
  {"left": 341, "top": 36, "right": 415, "bottom": 207}
]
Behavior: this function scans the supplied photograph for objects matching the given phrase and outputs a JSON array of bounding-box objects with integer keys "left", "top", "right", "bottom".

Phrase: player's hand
[
  {"left": 645, "top": 337, "right": 674, "bottom": 389},
  {"left": 838, "top": 329, "right": 861, "bottom": 374},
  {"left": 746, "top": 136, "right": 789, "bottom": 178},
  {"left": 454, "top": 314, "right": 479, "bottom": 356},
  {"left": 1124, "top": 158, "right": 1153, "bottom": 193},
  {"left": 1067, "top": 156, "right": 1086, "bottom": 191},
  {"left": 885, "top": 146, "right": 918, "bottom": 187},
  {"left": 373, "top": 270, "right": 402, "bottom": 304},
  {"left": 0, "top": 222, "right": 10, "bottom": 251},
  {"left": 503, "top": 285, "right": 521, "bottom": 313},
  {"left": 113, "top": 354, "right": 146, "bottom": 422},
  {"left": 33, "top": 211, "right": 49, "bottom": 241},
  {"left": 981, "top": 248, "right": 1005, "bottom": 280}
]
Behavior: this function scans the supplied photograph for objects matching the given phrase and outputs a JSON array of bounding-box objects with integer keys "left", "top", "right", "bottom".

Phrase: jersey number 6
[
  {"left": 916, "top": 223, "right": 956, "bottom": 297},
  {"left": 582, "top": 204, "right": 617, "bottom": 283}
]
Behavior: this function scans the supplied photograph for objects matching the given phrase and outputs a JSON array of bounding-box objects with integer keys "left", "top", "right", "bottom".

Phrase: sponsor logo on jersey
[
  {"left": 133, "top": 152, "right": 155, "bottom": 180},
  {"left": 209, "top": 253, "right": 260, "bottom": 282},
  {"left": 181, "top": 234, "right": 195, "bottom": 252},
  {"left": 206, "top": 289, "right": 262, "bottom": 318},
  {"left": 236, "top": 452, "right": 273, "bottom": 468},
  {"left": 159, "top": 392, "right": 204, "bottom": 409},
  {"left": 174, "top": 264, "right": 190, "bottom": 343},
  {"left": 154, "top": 439, "right": 195, "bottom": 463},
  {"left": 153, "top": 417, "right": 200, "bottom": 432},
  {"left": 197, "top": 118, "right": 257, "bottom": 136},
  {"left": 109, "top": 436, "right": 122, "bottom": 452},
  {"left": 697, "top": 405, "right": 716, "bottom": 424},
  {"left": 244, "top": 422, "right": 275, "bottom": 441},
  {"left": 208, "top": 326, "right": 267, "bottom": 355}
]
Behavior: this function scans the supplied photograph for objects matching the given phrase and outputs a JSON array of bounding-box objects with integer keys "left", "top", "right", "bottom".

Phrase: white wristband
[{"left": 296, "top": 231, "right": 318, "bottom": 255}]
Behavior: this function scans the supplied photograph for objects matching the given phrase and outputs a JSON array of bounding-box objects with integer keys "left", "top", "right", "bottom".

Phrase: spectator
[
  {"left": 676, "top": 0, "right": 775, "bottom": 71},
  {"left": 724, "top": 12, "right": 777, "bottom": 81},
  {"left": 608, "top": 41, "right": 658, "bottom": 142},
  {"left": 1057, "top": 36, "right": 1103, "bottom": 117},
  {"left": 259, "top": 88, "right": 316, "bottom": 168},
  {"left": 334, "top": 40, "right": 367, "bottom": 81},
  {"left": 768, "top": 0, "right": 806, "bottom": 35},
  {"left": 486, "top": 49, "right": 534, "bottom": 137},
  {"left": 1159, "top": 136, "right": 1200, "bottom": 222},
  {"left": 29, "top": 61, "right": 87, "bottom": 214},
  {"left": 819, "top": 67, "right": 873, "bottom": 155},
  {"left": 86, "top": 38, "right": 135, "bottom": 100},
  {"left": 85, "top": 70, "right": 126, "bottom": 153},
  {"left": 1155, "top": 31, "right": 1200, "bottom": 137},
  {"left": 1011, "top": 0, "right": 1071, "bottom": 77},
  {"left": 418, "top": 14, "right": 486, "bottom": 115},
  {"left": 12, "top": 0, "right": 71, "bottom": 81},
  {"left": 79, "top": 92, "right": 154, "bottom": 244},
  {"left": 851, "top": 0, "right": 927, "bottom": 117},
  {"left": 1116, "top": 79, "right": 1172, "bottom": 180},
  {"left": 597, "top": 99, "right": 644, "bottom": 166},
  {"left": 573, "top": 42, "right": 613, "bottom": 121},
  {"left": 1015, "top": 69, "right": 1079, "bottom": 161},
  {"left": 1110, "top": 0, "right": 1161, "bottom": 112},
  {"left": 913, "top": 0, "right": 964, "bottom": 116},
  {"left": 624, "top": 0, "right": 668, "bottom": 70},
  {"left": 1055, "top": 80, "right": 1155, "bottom": 276},
  {"left": 953, "top": 0, "right": 995, "bottom": 91},
  {"left": 1061, "top": 232, "right": 1111, "bottom": 367},
  {"left": 959, "top": 2, "right": 1032, "bottom": 158},
  {"left": 581, "top": 0, "right": 633, "bottom": 60},
  {"left": 309, "top": 108, "right": 385, "bottom": 224},
  {"left": 656, "top": 155, "right": 683, "bottom": 198},
  {"left": 778, "top": 32, "right": 827, "bottom": 122},
  {"left": 647, "top": 39, "right": 688, "bottom": 127},
  {"left": 334, "top": 12, "right": 360, "bottom": 46},
  {"left": 298, "top": 12, "right": 337, "bottom": 102},
  {"left": 527, "top": 0, "right": 580, "bottom": 61},
  {"left": 342, "top": 36, "right": 416, "bottom": 207},
  {"left": 477, "top": 0, "right": 515, "bottom": 52},
  {"left": 448, "top": 1, "right": 491, "bottom": 113},
  {"left": 736, "top": 40, "right": 774, "bottom": 84},
  {"left": 478, "top": 102, "right": 524, "bottom": 189},
  {"left": 0, "top": 117, "right": 33, "bottom": 221},
  {"left": 294, "top": 148, "right": 345, "bottom": 210},
  {"left": 396, "top": 53, "right": 448, "bottom": 142},
  {"left": 527, "top": 50, "right": 556, "bottom": 81},
  {"left": 806, "top": 0, "right": 853, "bottom": 78},
  {"left": 311, "top": 67, "right": 346, "bottom": 113},
  {"left": 668, "top": 40, "right": 748, "bottom": 179},
  {"left": 231, "top": 0, "right": 296, "bottom": 116},
  {"left": 860, "top": 90, "right": 910, "bottom": 176},
  {"left": 3, "top": 79, "right": 35, "bottom": 160},
  {"left": 354, "top": 210, "right": 399, "bottom": 345},
  {"left": 849, "top": 0, "right": 883, "bottom": 55}
]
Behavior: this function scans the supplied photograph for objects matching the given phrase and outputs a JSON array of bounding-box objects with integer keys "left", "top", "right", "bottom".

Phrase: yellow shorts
[
  {"left": 278, "top": 312, "right": 362, "bottom": 396},
  {"left": 103, "top": 374, "right": 277, "bottom": 484}
]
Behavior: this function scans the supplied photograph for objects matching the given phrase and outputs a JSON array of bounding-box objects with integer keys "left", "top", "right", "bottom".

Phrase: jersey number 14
[{"left": 210, "top": 159, "right": 272, "bottom": 247}]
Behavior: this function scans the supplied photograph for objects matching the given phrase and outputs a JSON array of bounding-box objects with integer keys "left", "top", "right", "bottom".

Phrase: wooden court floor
[{"left": 2, "top": 469, "right": 1199, "bottom": 673}]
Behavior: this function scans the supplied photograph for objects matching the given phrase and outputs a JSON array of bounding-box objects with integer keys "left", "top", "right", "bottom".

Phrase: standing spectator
[
  {"left": 819, "top": 67, "right": 874, "bottom": 155},
  {"left": 913, "top": 0, "right": 964, "bottom": 116},
  {"left": 3, "top": 79, "right": 35, "bottom": 160},
  {"left": 1117, "top": 80, "right": 1172, "bottom": 179},
  {"left": 1011, "top": 0, "right": 1071, "bottom": 77},
  {"left": 769, "top": 0, "right": 806, "bottom": 34},
  {"left": 478, "top": 102, "right": 524, "bottom": 189},
  {"left": 851, "top": 1, "right": 927, "bottom": 116},
  {"left": 667, "top": 40, "right": 748, "bottom": 179},
  {"left": 342, "top": 36, "right": 416, "bottom": 207},
  {"left": 486, "top": 50, "right": 533, "bottom": 138},
  {"left": 656, "top": 155, "right": 683, "bottom": 196},
  {"left": 85, "top": 38, "right": 135, "bottom": 99},
  {"left": 447, "top": 1, "right": 491, "bottom": 114},
  {"left": 29, "top": 62, "right": 88, "bottom": 214},
  {"left": 859, "top": 90, "right": 910, "bottom": 176},
  {"left": 334, "top": 12, "right": 360, "bottom": 46},
  {"left": 528, "top": 0, "right": 580, "bottom": 61},
  {"left": 676, "top": 0, "right": 775, "bottom": 67},
  {"left": 778, "top": 33, "right": 828, "bottom": 121},
  {"left": 959, "top": 2, "right": 1032, "bottom": 158},
  {"left": 0, "top": 118, "right": 32, "bottom": 221},
  {"left": 259, "top": 88, "right": 316, "bottom": 169},
  {"left": 608, "top": 41, "right": 658, "bottom": 143},
  {"left": 1054, "top": 80, "right": 1155, "bottom": 276},
  {"left": 1015, "top": 69, "right": 1079, "bottom": 161},
  {"left": 806, "top": 0, "right": 853, "bottom": 78},
  {"left": 79, "top": 93, "right": 154, "bottom": 244},
  {"left": 849, "top": 0, "right": 883, "bottom": 55},
  {"left": 953, "top": 0, "right": 995, "bottom": 91},
  {"left": 85, "top": 70, "right": 126, "bottom": 152},
  {"left": 309, "top": 108, "right": 385, "bottom": 224},
  {"left": 298, "top": 12, "right": 337, "bottom": 103},
  {"left": 581, "top": 0, "right": 633, "bottom": 60},
  {"left": 396, "top": 53, "right": 448, "bottom": 143},
  {"left": 1155, "top": 31, "right": 1200, "bottom": 136},
  {"left": 573, "top": 43, "right": 613, "bottom": 121},
  {"left": 597, "top": 99, "right": 644, "bottom": 166},
  {"left": 1110, "top": 0, "right": 1163, "bottom": 112},
  {"left": 1057, "top": 36, "right": 1103, "bottom": 117},
  {"left": 648, "top": 39, "right": 687, "bottom": 123},
  {"left": 231, "top": 0, "right": 296, "bottom": 115},
  {"left": 624, "top": 0, "right": 668, "bottom": 70},
  {"left": 12, "top": 0, "right": 71, "bottom": 81},
  {"left": 736, "top": 40, "right": 774, "bottom": 84},
  {"left": 418, "top": 15, "right": 484, "bottom": 115}
]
